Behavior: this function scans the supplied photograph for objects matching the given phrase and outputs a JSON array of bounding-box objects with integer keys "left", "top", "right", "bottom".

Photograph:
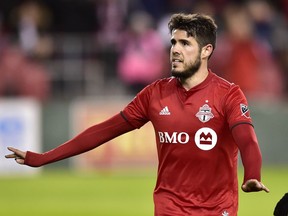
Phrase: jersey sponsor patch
[
  {"left": 240, "top": 103, "right": 251, "bottom": 119},
  {"left": 195, "top": 104, "right": 214, "bottom": 123},
  {"left": 194, "top": 127, "right": 217, "bottom": 150}
]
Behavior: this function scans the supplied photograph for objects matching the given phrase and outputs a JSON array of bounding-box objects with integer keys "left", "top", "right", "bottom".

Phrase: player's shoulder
[
  {"left": 136, "top": 77, "right": 176, "bottom": 99},
  {"left": 152, "top": 77, "right": 176, "bottom": 86},
  {"left": 210, "top": 71, "right": 239, "bottom": 92},
  {"left": 145, "top": 77, "right": 177, "bottom": 90},
  {"left": 210, "top": 71, "right": 247, "bottom": 105}
]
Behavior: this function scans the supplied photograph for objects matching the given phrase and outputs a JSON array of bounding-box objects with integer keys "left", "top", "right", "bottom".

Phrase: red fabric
[
  {"left": 232, "top": 123, "right": 262, "bottom": 183},
  {"left": 23, "top": 70, "right": 263, "bottom": 216},
  {"left": 122, "top": 71, "right": 257, "bottom": 215},
  {"left": 24, "top": 113, "right": 134, "bottom": 167}
]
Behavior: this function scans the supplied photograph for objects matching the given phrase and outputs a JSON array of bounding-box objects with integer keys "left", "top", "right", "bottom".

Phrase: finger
[
  {"left": 262, "top": 186, "right": 270, "bottom": 193},
  {"left": 260, "top": 183, "right": 270, "bottom": 193},
  {"left": 7, "top": 147, "right": 18, "bottom": 154},
  {"left": 241, "top": 184, "right": 253, "bottom": 192},
  {"left": 7, "top": 147, "right": 25, "bottom": 158},
  {"left": 15, "top": 158, "right": 25, "bottom": 165},
  {"left": 5, "top": 154, "right": 17, "bottom": 159}
]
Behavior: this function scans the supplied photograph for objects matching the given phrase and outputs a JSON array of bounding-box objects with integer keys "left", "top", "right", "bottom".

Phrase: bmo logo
[
  {"left": 158, "top": 132, "right": 189, "bottom": 144},
  {"left": 194, "top": 127, "right": 217, "bottom": 150},
  {"left": 157, "top": 128, "right": 217, "bottom": 149}
]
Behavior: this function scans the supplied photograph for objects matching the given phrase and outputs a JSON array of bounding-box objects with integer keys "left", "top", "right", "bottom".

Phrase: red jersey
[{"left": 122, "top": 70, "right": 253, "bottom": 216}]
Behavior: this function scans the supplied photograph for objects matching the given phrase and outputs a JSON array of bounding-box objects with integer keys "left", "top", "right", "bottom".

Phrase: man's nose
[{"left": 171, "top": 45, "right": 180, "bottom": 55}]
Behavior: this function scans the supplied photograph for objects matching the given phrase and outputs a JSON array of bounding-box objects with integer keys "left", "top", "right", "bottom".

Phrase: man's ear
[{"left": 201, "top": 44, "right": 213, "bottom": 59}]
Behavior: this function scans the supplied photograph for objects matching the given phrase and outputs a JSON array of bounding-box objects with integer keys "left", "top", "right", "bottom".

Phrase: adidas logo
[{"left": 159, "top": 106, "right": 171, "bottom": 115}]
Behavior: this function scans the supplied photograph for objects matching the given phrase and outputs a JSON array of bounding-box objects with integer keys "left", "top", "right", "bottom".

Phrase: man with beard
[{"left": 5, "top": 13, "right": 269, "bottom": 216}]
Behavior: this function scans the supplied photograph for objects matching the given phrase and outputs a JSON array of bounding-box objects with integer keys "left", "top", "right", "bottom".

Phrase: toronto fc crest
[{"left": 196, "top": 104, "right": 214, "bottom": 123}]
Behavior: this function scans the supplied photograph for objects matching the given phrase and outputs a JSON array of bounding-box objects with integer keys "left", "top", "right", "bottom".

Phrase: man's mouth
[{"left": 172, "top": 58, "right": 182, "bottom": 63}]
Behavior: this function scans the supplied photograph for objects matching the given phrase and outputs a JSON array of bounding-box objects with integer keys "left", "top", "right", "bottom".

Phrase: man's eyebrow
[
  {"left": 179, "top": 38, "right": 190, "bottom": 43},
  {"left": 171, "top": 38, "right": 191, "bottom": 44}
]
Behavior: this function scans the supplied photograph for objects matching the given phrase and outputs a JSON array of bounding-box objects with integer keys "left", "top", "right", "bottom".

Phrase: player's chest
[{"left": 149, "top": 93, "right": 224, "bottom": 131}]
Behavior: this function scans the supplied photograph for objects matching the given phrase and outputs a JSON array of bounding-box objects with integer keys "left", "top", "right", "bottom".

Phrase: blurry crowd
[{"left": 0, "top": 0, "right": 288, "bottom": 102}]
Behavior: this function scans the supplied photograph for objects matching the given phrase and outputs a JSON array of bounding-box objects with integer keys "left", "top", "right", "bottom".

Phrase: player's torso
[
  {"left": 148, "top": 76, "right": 234, "bottom": 160},
  {"left": 147, "top": 76, "right": 239, "bottom": 215}
]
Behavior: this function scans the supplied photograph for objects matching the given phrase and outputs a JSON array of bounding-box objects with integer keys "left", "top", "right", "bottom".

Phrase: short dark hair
[
  {"left": 274, "top": 193, "right": 288, "bottom": 216},
  {"left": 168, "top": 13, "right": 217, "bottom": 51}
]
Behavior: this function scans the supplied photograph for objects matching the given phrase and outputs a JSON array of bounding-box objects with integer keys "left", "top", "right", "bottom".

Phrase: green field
[{"left": 0, "top": 166, "right": 287, "bottom": 216}]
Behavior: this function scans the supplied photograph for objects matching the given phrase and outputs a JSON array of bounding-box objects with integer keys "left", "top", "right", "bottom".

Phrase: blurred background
[{"left": 0, "top": 0, "right": 288, "bottom": 215}]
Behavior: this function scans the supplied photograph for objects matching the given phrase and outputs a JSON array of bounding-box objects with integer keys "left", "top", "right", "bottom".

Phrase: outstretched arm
[
  {"left": 5, "top": 112, "right": 135, "bottom": 167},
  {"left": 232, "top": 123, "right": 269, "bottom": 193}
]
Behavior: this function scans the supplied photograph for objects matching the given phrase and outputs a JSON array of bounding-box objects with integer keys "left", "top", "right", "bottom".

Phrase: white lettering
[
  {"left": 158, "top": 132, "right": 165, "bottom": 143},
  {"left": 158, "top": 131, "right": 189, "bottom": 144},
  {"left": 178, "top": 132, "right": 189, "bottom": 144},
  {"left": 165, "top": 132, "right": 177, "bottom": 143}
]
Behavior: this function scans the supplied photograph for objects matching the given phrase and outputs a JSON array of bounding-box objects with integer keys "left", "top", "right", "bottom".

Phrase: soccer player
[{"left": 5, "top": 13, "right": 269, "bottom": 216}]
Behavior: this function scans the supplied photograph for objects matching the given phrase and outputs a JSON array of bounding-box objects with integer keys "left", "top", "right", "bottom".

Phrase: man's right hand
[{"left": 5, "top": 147, "right": 26, "bottom": 165}]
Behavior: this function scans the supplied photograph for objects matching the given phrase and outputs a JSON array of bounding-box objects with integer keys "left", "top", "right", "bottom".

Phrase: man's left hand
[{"left": 242, "top": 179, "right": 270, "bottom": 193}]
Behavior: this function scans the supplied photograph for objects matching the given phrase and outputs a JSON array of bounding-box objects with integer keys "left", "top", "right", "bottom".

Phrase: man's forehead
[
  {"left": 172, "top": 29, "right": 188, "bottom": 36},
  {"left": 171, "top": 29, "right": 194, "bottom": 40}
]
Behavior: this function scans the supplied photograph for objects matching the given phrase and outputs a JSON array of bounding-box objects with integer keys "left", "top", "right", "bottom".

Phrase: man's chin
[
  {"left": 172, "top": 70, "right": 187, "bottom": 78},
  {"left": 171, "top": 69, "right": 197, "bottom": 79},
  {"left": 171, "top": 69, "right": 183, "bottom": 76},
  {"left": 171, "top": 71, "right": 181, "bottom": 78}
]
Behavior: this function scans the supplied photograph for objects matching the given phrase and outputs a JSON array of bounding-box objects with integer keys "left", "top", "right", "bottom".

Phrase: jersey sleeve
[
  {"left": 232, "top": 123, "right": 262, "bottom": 182},
  {"left": 24, "top": 113, "right": 135, "bottom": 167},
  {"left": 122, "top": 84, "right": 153, "bottom": 128},
  {"left": 224, "top": 84, "right": 253, "bottom": 128}
]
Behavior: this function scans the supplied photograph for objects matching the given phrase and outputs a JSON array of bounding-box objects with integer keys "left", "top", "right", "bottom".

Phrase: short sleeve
[{"left": 224, "top": 85, "right": 253, "bottom": 128}]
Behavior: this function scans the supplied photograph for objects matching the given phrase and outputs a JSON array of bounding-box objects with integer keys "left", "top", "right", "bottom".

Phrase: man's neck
[{"left": 180, "top": 68, "right": 209, "bottom": 91}]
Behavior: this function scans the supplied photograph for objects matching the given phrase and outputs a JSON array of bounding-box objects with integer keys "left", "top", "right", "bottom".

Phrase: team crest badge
[
  {"left": 196, "top": 104, "right": 214, "bottom": 123},
  {"left": 240, "top": 103, "right": 251, "bottom": 119}
]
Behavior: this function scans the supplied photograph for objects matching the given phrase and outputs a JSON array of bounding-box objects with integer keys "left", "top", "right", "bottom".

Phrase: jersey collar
[{"left": 176, "top": 69, "right": 214, "bottom": 94}]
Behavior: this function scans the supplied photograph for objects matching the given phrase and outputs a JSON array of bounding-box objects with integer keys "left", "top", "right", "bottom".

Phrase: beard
[{"left": 171, "top": 54, "right": 202, "bottom": 79}]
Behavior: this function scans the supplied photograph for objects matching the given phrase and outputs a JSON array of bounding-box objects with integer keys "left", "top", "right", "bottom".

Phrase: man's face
[{"left": 170, "top": 29, "right": 202, "bottom": 79}]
